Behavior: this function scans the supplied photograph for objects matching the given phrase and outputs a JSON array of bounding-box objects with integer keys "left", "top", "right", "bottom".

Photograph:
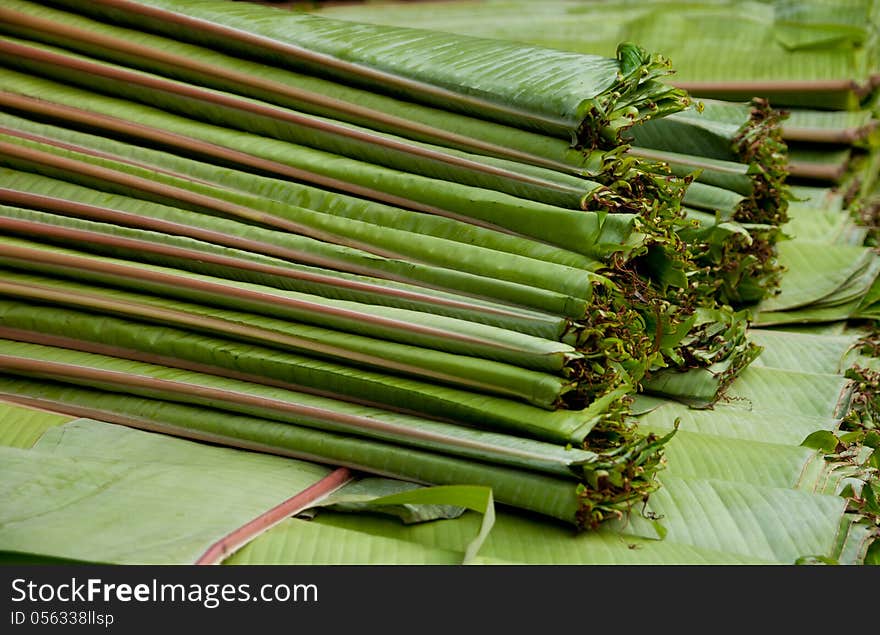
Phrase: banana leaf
[
  {"left": 0, "top": 236, "right": 587, "bottom": 374},
  {"left": 756, "top": 301, "right": 867, "bottom": 326},
  {"left": 784, "top": 108, "right": 879, "bottom": 145},
  {"left": 47, "top": 0, "right": 690, "bottom": 146},
  {"left": 680, "top": 210, "right": 783, "bottom": 305},
  {"left": 749, "top": 328, "right": 861, "bottom": 375},
  {"left": 647, "top": 97, "right": 880, "bottom": 146},
  {"left": 0, "top": 77, "right": 688, "bottom": 267},
  {"left": 641, "top": 307, "right": 761, "bottom": 406},
  {"left": 759, "top": 241, "right": 878, "bottom": 313},
  {"left": 235, "top": 472, "right": 851, "bottom": 564},
  {"left": 631, "top": 98, "right": 790, "bottom": 225},
  {"left": 0, "top": 28, "right": 598, "bottom": 210},
  {"left": 0, "top": 101, "right": 648, "bottom": 265},
  {"left": 784, "top": 198, "right": 867, "bottom": 246},
  {"left": 0, "top": 166, "right": 598, "bottom": 320},
  {"left": 0, "top": 126, "right": 611, "bottom": 312},
  {"left": 0, "top": 375, "right": 670, "bottom": 529},
  {"left": 0, "top": 297, "right": 627, "bottom": 436},
  {"left": 0, "top": 4, "right": 698, "bottom": 219},
  {"left": 0, "top": 338, "right": 619, "bottom": 476},
  {"left": 0, "top": 79, "right": 602, "bottom": 272},
  {"left": 0, "top": 399, "right": 69, "bottom": 448},
  {"left": 0, "top": 0, "right": 595, "bottom": 173},
  {"left": 0, "top": 200, "right": 587, "bottom": 340},
  {"left": 316, "top": 0, "right": 878, "bottom": 110},
  {"left": 721, "top": 366, "right": 850, "bottom": 420},
  {"left": 0, "top": 116, "right": 687, "bottom": 384},
  {"left": 0, "top": 268, "right": 582, "bottom": 409},
  {"left": 788, "top": 145, "right": 854, "bottom": 182},
  {"left": 0, "top": 414, "right": 495, "bottom": 564},
  {"left": 0, "top": 229, "right": 659, "bottom": 402},
  {"left": 637, "top": 400, "right": 837, "bottom": 447},
  {"left": 227, "top": 508, "right": 771, "bottom": 565},
  {"left": 682, "top": 182, "right": 747, "bottom": 219},
  {"left": 0, "top": 440, "right": 333, "bottom": 565}
]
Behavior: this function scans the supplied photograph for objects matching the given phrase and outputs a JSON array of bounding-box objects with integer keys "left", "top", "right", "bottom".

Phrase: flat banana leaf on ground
[
  {"left": 0, "top": 406, "right": 494, "bottom": 564},
  {"left": 0, "top": 70, "right": 700, "bottom": 327}
]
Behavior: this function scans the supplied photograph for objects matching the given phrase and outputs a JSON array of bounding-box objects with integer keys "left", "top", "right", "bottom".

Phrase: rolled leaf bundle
[
  {"left": 324, "top": 0, "right": 879, "bottom": 110},
  {"left": 41, "top": 0, "right": 690, "bottom": 148},
  {"left": 0, "top": 341, "right": 672, "bottom": 529}
]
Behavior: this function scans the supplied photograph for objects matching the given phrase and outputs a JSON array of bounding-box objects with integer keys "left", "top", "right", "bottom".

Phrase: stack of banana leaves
[
  {"left": 0, "top": 0, "right": 876, "bottom": 565},
  {"left": 302, "top": 0, "right": 880, "bottom": 564},
  {"left": 2, "top": 327, "right": 877, "bottom": 565},
  {"left": 628, "top": 97, "right": 790, "bottom": 306},
  {"left": 0, "top": 0, "right": 774, "bottom": 533},
  {"left": 321, "top": 0, "right": 880, "bottom": 323}
]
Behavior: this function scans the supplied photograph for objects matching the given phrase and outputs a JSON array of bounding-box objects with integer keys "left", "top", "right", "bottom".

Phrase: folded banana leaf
[
  {"left": 0, "top": 0, "right": 594, "bottom": 174},
  {"left": 0, "top": 197, "right": 588, "bottom": 340},
  {"left": 787, "top": 146, "right": 854, "bottom": 183},
  {"left": 757, "top": 241, "right": 880, "bottom": 319},
  {"left": 0, "top": 268, "right": 583, "bottom": 409},
  {"left": 317, "top": 0, "right": 878, "bottom": 110},
  {"left": 0, "top": 171, "right": 599, "bottom": 321},
  {"left": 631, "top": 98, "right": 790, "bottom": 225},
  {"left": 783, "top": 109, "right": 879, "bottom": 146},
  {"left": 0, "top": 296, "right": 627, "bottom": 436},
  {"left": 680, "top": 209, "right": 783, "bottom": 306},
  {"left": 0, "top": 236, "right": 588, "bottom": 376},
  {"left": 0, "top": 79, "right": 602, "bottom": 270},
  {"left": 0, "top": 129, "right": 752, "bottom": 406},
  {"left": 0, "top": 180, "right": 661, "bottom": 398},
  {"left": 0, "top": 34, "right": 603, "bottom": 210},
  {"left": 0, "top": 362, "right": 671, "bottom": 529},
  {"left": 0, "top": 0, "right": 662, "bottom": 183},
  {"left": 0, "top": 71, "right": 701, "bottom": 320},
  {"left": 0, "top": 113, "right": 703, "bottom": 392},
  {"left": 0, "top": 56, "right": 682, "bottom": 276},
  {"left": 641, "top": 308, "right": 761, "bottom": 407},
  {"left": 0, "top": 93, "right": 651, "bottom": 265},
  {"left": 46, "top": 0, "right": 690, "bottom": 147}
]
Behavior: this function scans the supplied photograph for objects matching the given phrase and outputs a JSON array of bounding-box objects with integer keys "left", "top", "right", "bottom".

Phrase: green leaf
[
  {"left": 0, "top": 338, "right": 600, "bottom": 478},
  {"left": 0, "top": 419, "right": 334, "bottom": 564},
  {"left": 0, "top": 296, "right": 610, "bottom": 441},
  {"left": 0, "top": 399, "right": 71, "bottom": 448},
  {"left": 0, "top": 268, "right": 575, "bottom": 408},
  {"left": 802, "top": 430, "right": 841, "bottom": 453},
  {"left": 50, "top": 0, "right": 689, "bottom": 144}
]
